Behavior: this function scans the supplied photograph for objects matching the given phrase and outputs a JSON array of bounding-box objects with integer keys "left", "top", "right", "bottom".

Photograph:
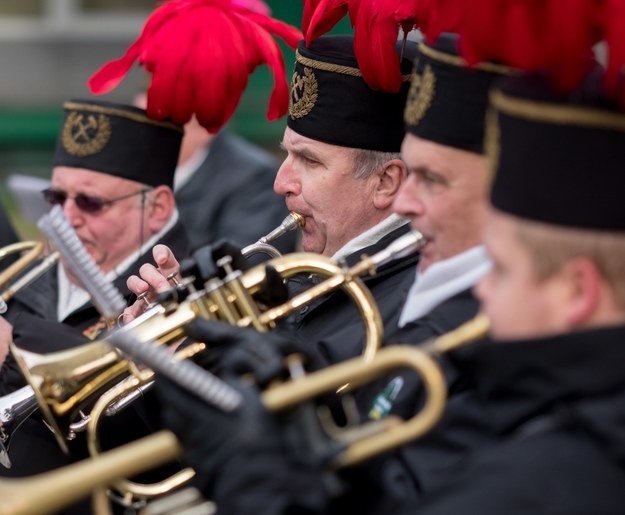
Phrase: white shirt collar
[
  {"left": 397, "top": 245, "right": 491, "bottom": 327},
  {"left": 174, "top": 146, "right": 210, "bottom": 191},
  {"left": 57, "top": 210, "right": 180, "bottom": 321},
  {"left": 331, "top": 214, "right": 409, "bottom": 261}
]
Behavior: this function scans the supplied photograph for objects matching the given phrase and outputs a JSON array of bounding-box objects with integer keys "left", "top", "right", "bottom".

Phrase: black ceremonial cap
[
  {"left": 405, "top": 33, "right": 512, "bottom": 154},
  {"left": 287, "top": 35, "right": 416, "bottom": 152},
  {"left": 487, "top": 73, "right": 625, "bottom": 230},
  {"left": 53, "top": 99, "right": 184, "bottom": 188}
]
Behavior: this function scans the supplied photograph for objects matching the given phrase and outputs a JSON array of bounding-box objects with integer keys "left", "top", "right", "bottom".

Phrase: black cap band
[
  {"left": 405, "top": 33, "right": 513, "bottom": 154},
  {"left": 488, "top": 75, "right": 625, "bottom": 231},
  {"left": 54, "top": 99, "right": 183, "bottom": 188},
  {"left": 287, "top": 35, "right": 416, "bottom": 152}
]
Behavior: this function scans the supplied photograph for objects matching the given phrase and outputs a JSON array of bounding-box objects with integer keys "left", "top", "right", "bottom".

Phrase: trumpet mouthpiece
[{"left": 258, "top": 212, "right": 305, "bottom": 244}]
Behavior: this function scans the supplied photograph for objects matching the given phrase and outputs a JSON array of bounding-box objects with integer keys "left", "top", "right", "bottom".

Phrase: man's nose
[
  {"left": 274, "top": 158, "right": 301, "bottom": 197},
  {"left": 62, "top": 198, "right": 84, "bottom": 227},
  {"left": 392, "top": 177, "right": 424, "bottom": 218}
]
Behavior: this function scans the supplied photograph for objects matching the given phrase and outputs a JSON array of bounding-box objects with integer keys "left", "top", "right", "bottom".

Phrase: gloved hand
[
  {"left": 179, "top": 240, "right": 248, "bottom": 285},
  {"left": 156, "top": 375, "right": 329, "bottom": 515},
  {"left": 179, "top": 239, "right": 289, "bottom": 307},
  {"left": 184, "top": 318, "right": 329, "bottom": 386}
]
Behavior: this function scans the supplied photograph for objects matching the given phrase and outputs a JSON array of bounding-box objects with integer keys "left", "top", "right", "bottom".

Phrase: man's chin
[{"left": 301, "top": 241, "right": 325, "bottom": 256}]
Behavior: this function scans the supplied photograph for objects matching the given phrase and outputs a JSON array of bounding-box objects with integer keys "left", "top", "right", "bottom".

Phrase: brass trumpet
[
  {"left": 0, "top": 241, "right": 59, "bottom": 314},
  {"left": 0, "top": 314, "right": 489, "bottom": 515},
  {"left": 0, "top": 211, "right": 305, "bottom": 450},
  {"left": 5, "top": 229, "right": 422, "bottom": 505}
]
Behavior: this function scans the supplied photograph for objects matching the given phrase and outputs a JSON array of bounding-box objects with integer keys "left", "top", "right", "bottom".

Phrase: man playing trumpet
[
  {"left": 0, "top": 99, "right": 190, "bottom": 515},
  {"left": 125, "top": 34, "right": 421, "bottom": 366}
]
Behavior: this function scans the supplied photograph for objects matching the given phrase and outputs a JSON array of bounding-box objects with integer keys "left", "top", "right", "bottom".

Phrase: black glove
[
  {"left": 178, "top": 239, "right": 248, "bottom": 287},
  {"left": 156, "top": 375, "right": 329, "bottom": 515},
  {"left": 184, "top": 318, "right": 329, "bottom": 386},
  {"left": 179, "top": 239, "right": 289, "bottom": 307}
]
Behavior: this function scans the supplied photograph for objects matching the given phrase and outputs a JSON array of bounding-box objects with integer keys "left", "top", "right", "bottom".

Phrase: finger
[
  {"left": 152, "top": 244, "right": 181, "bottom": 282},
  {"left": 119, "top": 302, "right": 144, "bottom": 325},
  {"left": 139, "top": 263, "right": 171, "bottom": 292},
  {"left": 126, "top": 274, "right": 150, "bottom": 296}
]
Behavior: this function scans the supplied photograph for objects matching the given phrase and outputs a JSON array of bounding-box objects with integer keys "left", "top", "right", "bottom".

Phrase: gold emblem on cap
[
  {"left": 404, "top": 64, "right": 436, "bottom": 126},
  {"left": 62, "top": 112, "right": 112, "bottom": 157},
  {"left": 289, "top": 67, "right": 318, "bottom": 119}
]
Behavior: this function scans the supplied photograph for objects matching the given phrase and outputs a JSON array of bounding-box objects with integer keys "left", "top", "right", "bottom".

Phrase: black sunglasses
[{"left": 42, "top": 187, "right": 152, "bottom": 214}]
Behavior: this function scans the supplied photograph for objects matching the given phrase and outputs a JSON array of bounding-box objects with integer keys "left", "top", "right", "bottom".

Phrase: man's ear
[
  {"left": 562, "top": 257, "right": 603, "bottom": 327},
  {"left": 146, "top": 185, "right": 175, "bottom": 233},
  {"left": 372, "top": 159, "right": 408, "bottom": 210}
]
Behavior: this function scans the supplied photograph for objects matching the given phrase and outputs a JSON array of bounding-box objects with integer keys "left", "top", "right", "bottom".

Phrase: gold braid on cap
[
  {"left": 490, "top": 88, "right": 625, "bottom": 131},
  {"left": 63, "top": 102, "right": 183, "bottom": 133},
  {"left": 295, "top": 50, "right": 412, "bottom": 81},
  {"left": 418, "top": 43, "right": 515, "bottom": 75}
]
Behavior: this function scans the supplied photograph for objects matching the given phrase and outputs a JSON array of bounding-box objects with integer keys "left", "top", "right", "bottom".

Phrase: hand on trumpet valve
[
  {"left": 123, "top": 244, "right": 182, "bottom": 324},
  {"left": 179, "top": 240, "right": 249, "bottom": 288}
]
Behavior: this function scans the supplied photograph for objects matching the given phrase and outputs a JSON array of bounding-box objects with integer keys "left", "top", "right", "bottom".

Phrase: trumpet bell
[{"left": 9, "top": 340, "right": 129, "bottom": 454}]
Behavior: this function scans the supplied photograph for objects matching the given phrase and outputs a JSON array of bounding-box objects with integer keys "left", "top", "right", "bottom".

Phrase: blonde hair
[{"left": 515, "top": 218, "right": 625, "bottom": 309}]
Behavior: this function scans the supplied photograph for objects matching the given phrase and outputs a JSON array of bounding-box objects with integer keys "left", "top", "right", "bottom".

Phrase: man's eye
[{"left": 423, "top": 172, "right": 442, "bottom": 183}]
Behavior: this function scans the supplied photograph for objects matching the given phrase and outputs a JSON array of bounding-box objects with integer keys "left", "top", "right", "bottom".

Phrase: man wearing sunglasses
[{"left": 0, "top": 99, "right": 190, "bottom": 510}]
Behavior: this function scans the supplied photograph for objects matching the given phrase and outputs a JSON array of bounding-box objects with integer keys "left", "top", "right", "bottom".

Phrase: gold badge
[
  {"left": 82, "top": 316, "right": 115, "bottom": 341},
  {"left": 404, "top": 64, "right": 436, "bottom": 126},
  {"left": 62, "top": 111, "right": 112, "bottom": 157},
  {"left": 289, "top": 67, "right": 318, "bottom": 119}
]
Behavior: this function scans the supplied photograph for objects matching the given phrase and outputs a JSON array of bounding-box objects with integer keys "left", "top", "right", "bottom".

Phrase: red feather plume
[
  {"left": 88, "top": 0, "right": 302, "bottom": 133},
  {"left": 302, "top": 0, "right": 465, "bottom": 92},
  {"left": 459, "top": 0, "right": 625, "bottom": 106}
]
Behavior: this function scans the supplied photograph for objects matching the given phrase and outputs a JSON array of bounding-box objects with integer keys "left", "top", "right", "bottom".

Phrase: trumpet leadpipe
[
  {"left": 241, "top": 211, "right": 305, "bottom": 258},
  {"left": 257, "top": 211, "right": 305, "bottom": 244}
]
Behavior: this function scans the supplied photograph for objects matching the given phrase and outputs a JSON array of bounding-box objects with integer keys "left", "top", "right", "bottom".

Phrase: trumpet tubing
[
  {"left": 0, "top": 241, "right": 59, "bottom": 313},
  {"left": 10, "top": 340, "right": 129, "bottom": 454},
  {"left": 0, "top": 315, "right": 489, "bottom": 515},
  {"left": 5, "top": 228, "right": 422, "bottom": 508},
  {"left": 263, "top": 344, "right": 448, "bottom": 467},
  {"left": 85, "top": 345, "right": 207, "bottom": 501},
  {"left": 0, "top": 431, "right": 180, "bottom": 515},
  {"left": 241, "top": 211, "right": 305, "bottom": 259}
]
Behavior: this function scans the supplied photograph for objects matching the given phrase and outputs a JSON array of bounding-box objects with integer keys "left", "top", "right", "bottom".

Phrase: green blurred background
[{"left": 0, "top": 0, "right": 351, "bottom": 238}]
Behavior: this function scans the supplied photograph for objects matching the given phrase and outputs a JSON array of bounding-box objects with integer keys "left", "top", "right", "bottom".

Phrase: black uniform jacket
[
  {"left": 286, "top": 225, "right": 420, "bottom": 365},
  {"left": 412, "top": 325, "right": 625, "bottom": 515},
  {"left": 201, "top": 289, "right": 486, "bottom": 515},
  {"left": 0, "top": 221, "right": 190, "bottom": 514},
  {"left": 332, "top": 289, "right": 483, "bottom": 513},
  {"left": 249, "top": 324, "right": 625, "bottom": 515},
  {"left": 175, "top": 130, "right": 297, "bottom": 254}
]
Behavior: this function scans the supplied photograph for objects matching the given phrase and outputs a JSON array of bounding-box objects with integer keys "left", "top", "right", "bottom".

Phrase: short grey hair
[{"left": 351, "top": 148, "right": 403, "bottom": 179}]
